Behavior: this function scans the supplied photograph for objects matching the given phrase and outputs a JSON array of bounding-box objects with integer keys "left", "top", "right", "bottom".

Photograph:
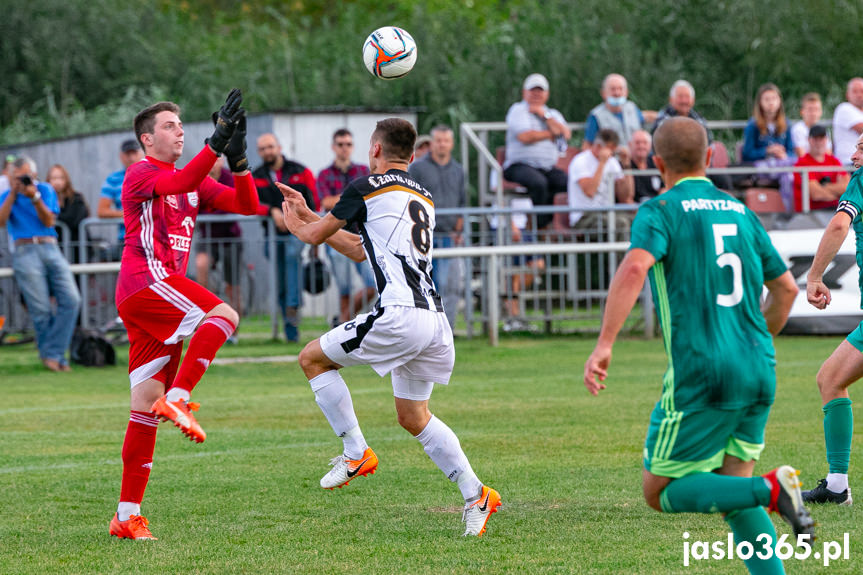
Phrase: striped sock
[
  {"left": 118, "top": 410, "right": 159, "bottom": 520},
  {"left": 171, "top": 316, "right": 235, "bottom": 394}
]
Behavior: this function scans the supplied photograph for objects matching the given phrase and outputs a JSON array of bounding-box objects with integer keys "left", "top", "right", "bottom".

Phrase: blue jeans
[
  {"left": 326, "top": 245, "right": 375, "bottom": 296},
  {"left": 270, "top": 235, "right": 304, "bottom": 341},
  {"left": 12, "top": 243, "right": 81, "bottom": 364},
  {"left": 432, "top": 235, "right": 461, "bottom": 328}
]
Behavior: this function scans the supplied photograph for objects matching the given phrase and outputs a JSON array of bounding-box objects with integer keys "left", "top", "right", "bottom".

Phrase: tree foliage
[{"left": 2, "top": 0, "right": 861, "bottom": 145}]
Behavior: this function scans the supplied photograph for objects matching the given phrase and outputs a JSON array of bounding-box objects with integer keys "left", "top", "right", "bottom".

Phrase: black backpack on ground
[{"left": 71, "top": 328, "right": 116, "bottom": 367}]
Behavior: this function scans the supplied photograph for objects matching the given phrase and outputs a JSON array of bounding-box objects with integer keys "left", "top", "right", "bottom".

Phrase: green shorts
[
  {"left": 643, "top": 401, "right": 771, "bottom": 478},
  {"left": 847, "top": 321, "right": 863, "bottom": 352}
]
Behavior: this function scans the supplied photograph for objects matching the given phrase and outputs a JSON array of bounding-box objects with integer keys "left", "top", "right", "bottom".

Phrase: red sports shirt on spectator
[
  {"left": 792, "top": 153, "right": 844, "bottom": 212},
  {"left": 116, "top": 147, "right": 256, "bottom": 305}
]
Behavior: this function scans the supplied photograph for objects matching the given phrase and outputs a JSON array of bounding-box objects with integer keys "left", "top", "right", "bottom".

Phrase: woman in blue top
[{"left": 742, "top": 83, "right": 795, "bottom": 163}]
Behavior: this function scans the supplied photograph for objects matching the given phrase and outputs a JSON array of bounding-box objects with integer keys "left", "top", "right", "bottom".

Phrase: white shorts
[{"left": 320, "top": 305, "right": 455, "bottom": 391}]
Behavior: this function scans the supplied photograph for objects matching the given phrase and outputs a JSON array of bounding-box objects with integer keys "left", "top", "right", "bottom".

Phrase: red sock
[
  {"left": 172, "top": 316, "right": 236, "bottom": 394},
  {"left": 119, "top": 410, "right": 159, "bottom": 504}
]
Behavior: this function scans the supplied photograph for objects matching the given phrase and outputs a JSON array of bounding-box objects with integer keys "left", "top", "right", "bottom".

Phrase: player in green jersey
[
  {"left": 584, "top": 117, "right": 811, "bottom": 575},
  {"left": 803, "top": 133, "right": 863, "bottom": 506}
]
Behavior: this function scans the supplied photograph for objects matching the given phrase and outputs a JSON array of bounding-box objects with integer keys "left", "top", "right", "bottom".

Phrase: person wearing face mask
[{"left": 583, "top": 74, "right": 648, "bottom": 150}]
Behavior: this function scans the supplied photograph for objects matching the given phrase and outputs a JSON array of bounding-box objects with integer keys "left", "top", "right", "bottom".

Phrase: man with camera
[{"left": 0, "top": 156, "right": 81, "bottom": 371}]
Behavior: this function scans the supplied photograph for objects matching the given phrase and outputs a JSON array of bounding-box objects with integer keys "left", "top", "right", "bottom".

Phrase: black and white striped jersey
[{"left": 331, "top": 168, "right": 443, "bottom": 312}]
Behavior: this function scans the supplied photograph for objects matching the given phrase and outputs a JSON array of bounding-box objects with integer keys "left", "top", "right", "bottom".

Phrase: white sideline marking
[{"left": 212, "top": 355, "right": 298, "bottom": 365}]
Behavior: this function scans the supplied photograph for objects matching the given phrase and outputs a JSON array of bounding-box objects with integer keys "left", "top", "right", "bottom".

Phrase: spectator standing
[
  {"left": 792, "top": 93, "right": 829, "bottom": 158},
  {"left": 741, "top": 83, "right": 794, "bottom": 163},
  {"left": 409, "top": 125, "right": 466, "bottom": 329},
  {"left": 567, "top": 129, "right": 633, "bottom": 234},
  {"left": 0, "top": 157, "right": 81, "bottom": 371},
  {"left": 252, "top": 133, "right": 316, "bottom": 342},
  {"left": 616, "top": 130, "right": 662, "bottom": 203},
  {"left": 414, "top": 135, "right": 431, "bottom": 161},
  {"left": 0, "top": 153, "right": 15, "bottom": 193},
  {"left": 792, "top": 125, "right": 849, "bottom": 213},
  {"left": 502, "top": 198, "right": 544, "bottom": 333},
  {"left": 832, "top": 78, "right": 863, "bottom": 163},
  {"left": 47, "top": 164, "right": 90, "bottom": 263},
  {"left": 584, "top": 74, "right": 645, "bottom": 149},
  {"left": 196, "top": 155, "right": 243, "bottom": 337},
  {"left": 98, "top": 139, "right": 144, "bottom": 260},
  {"left": 502, "top": 73, "right": 571, "bottom": 230},
  {"left": 317, "top": 128, "right": 376, "bottom": 326},
  {"left": 651, "top": 80, "right": 713, "bottom": 143}
]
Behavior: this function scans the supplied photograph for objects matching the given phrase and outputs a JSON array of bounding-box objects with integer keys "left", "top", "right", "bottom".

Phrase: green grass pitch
[{"left": 1, "top": 327, "right": 861, "bottom": 574}]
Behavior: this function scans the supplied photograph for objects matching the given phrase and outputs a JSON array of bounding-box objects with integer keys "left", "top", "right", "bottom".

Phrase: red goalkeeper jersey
[{"left": 116, "top": 146, "right": 258, "bottom": 305}]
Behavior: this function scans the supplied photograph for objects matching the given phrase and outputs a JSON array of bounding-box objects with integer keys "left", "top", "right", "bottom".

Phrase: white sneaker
[
  {"left": 462, "top": 485, "right": 502, "bottom": 536},
  {"left": 320, "top": 447, "right": 378, "bottom": 489}
]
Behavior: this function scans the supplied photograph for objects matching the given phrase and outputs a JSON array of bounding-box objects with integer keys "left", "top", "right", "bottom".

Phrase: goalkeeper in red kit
[{"left": 109, "top": 89, "right": 262, "bottom": 540}]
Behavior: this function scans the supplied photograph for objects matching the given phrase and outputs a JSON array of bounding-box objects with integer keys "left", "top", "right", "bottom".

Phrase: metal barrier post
[
  {"left": 640, "top": 281, "right": 654, "bottom": 338},
  {"left": 79, "top": 219, "right": 90, "bottom": 328},
  {"left": 488, "top": 253, "right": 499, "bottom": 346},
  {"left": 267, "top": 219, "right": 279, "bottom": 340},
  {"left": 462, "top": 207, "right": 474, "bottom": 339}
]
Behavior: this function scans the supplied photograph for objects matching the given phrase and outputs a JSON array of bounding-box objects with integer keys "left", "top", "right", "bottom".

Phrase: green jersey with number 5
[{"left": 630, "top": 177, "right": 788, "bottom": 410}]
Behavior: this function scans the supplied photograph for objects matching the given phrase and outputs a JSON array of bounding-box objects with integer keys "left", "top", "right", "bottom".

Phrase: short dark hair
[
  {"left": 332, "top": 128, "right": 352, "bottom": 142},
  {"left": 372, "top": 118, "right": 416, "bottom": 162},
  {"left": 429, "top": 124, "right": 453, "bottom": 137},
  {"left": 653, "top": 116, "right": 708, "bottom": 173},
  {"left": 134, "top": 101, "right": 181, "bottom": 149},
  {"left": 595, "top": 129, "right": 620, "bottom": 147}
]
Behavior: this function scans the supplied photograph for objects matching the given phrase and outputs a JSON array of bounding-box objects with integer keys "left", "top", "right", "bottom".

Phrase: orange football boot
[
  {"left": 462, "top": 485, "right": 502, "bottom": 536},
  {"left": 150, "top": 395, "right": 206, "bottom": 443},
  {"left": 320, "top": 447, "right": 379, "bottom": 489},
  {"left": 109, "top": 513, "right": 157, "bottom": 540}
]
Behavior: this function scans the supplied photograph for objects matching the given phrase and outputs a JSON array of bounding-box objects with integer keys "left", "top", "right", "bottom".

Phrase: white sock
[
  {"left": 342, "top": 426, "right": 368, "bottom": 460},
  {"left": 826, "top": 473, "right": 849, "bottom": 492},
  {"left": 309, "top": 371, "right": 365, "bottom": 459},
  {"left": 415, "top": 415, "right": 483, "bottom": 502},
  {"left": 165, "top": 387, "right": 190, "bottom": 402},
  {"left": 117, "top": 501, "right": 140, "bottom": 522}
]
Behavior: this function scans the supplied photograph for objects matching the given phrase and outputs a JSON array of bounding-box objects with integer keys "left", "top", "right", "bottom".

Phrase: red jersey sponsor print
[{"left": 116, "top": 153, "right": 229, "bottom": 305}]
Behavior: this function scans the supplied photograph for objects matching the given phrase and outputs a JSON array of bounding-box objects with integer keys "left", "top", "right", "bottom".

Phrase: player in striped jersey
[
  {"left": 109, "top": 90, "right": 260, "bottom": 540},
  {"left": 279, "top": 118, "right": 501, "bottom": 537}
]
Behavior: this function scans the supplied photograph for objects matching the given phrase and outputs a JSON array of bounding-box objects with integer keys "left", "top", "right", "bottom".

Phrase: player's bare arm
[
  {"left": 277, "top": 182, "right": 365, "bottom": 262},
  {"left": 584, "top": 248, "right": 655, "bottom": 395},
  {"left": 807, "top": 212, "right": 852, "bottom": 309},
  {"left": 762, "top": 271, "right": 798, "bottom": 335}
]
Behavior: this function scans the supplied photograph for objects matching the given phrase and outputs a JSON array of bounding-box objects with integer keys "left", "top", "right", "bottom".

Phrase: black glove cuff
[{"left": 227, "top": 154, "right": 249, "bottom": 173}]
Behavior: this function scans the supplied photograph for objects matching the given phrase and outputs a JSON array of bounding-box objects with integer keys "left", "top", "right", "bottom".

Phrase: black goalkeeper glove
[
  {"left": 206, "top": 88, "right": 243, "bottom": 155},
  {"left": 223, "top": 112, "right": 248, "bottom": 173}
]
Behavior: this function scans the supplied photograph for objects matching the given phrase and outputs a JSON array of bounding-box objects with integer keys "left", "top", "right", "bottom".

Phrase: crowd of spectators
[
  {"left": 3, "top": 73, "right": 863, "bottom": 359},
  {"left": 500, "top": 73, "right": 863, "bottom": 236}
]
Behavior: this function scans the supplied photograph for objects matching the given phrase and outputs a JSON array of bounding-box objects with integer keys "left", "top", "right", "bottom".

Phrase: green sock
[
  {"left": 823, "top": 398, "right": 853, "bottom": 474},
  {"left": 660, "top": 472, "right": 772, "bottom": 513},
  {"left": 725, "top": 507, "right": 786, "bottom": 575}
]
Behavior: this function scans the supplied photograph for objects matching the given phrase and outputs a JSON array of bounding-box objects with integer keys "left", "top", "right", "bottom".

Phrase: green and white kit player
[
  {"left": 803, "top": 132, "right": 863, "bottom": 506},
  {"left": 584, "top": 117, "right": 813, "bottom": 575}
]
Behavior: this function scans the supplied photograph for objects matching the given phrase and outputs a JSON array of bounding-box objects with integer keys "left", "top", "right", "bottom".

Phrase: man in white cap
[{"left": 502, "top": 73, "right": 571, "bottom": 229}]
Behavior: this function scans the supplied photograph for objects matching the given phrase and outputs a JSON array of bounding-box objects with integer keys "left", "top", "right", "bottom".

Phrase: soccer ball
[{"left": 363, "top": 26, "right": 417, "bottom": 80}]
